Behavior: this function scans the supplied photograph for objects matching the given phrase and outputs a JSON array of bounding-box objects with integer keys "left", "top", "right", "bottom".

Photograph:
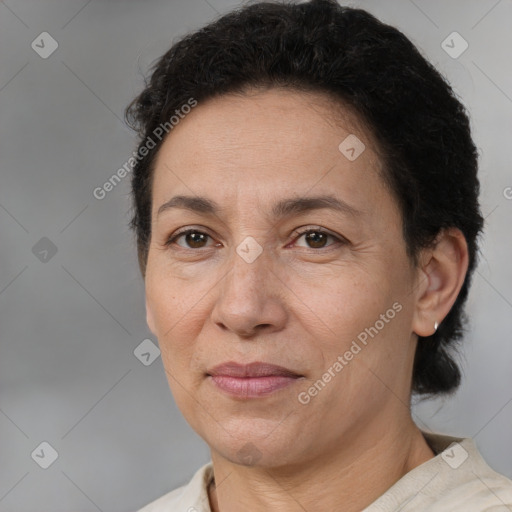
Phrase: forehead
[{"left": 150, "top": 88, "right": 387, "bottom": 218}]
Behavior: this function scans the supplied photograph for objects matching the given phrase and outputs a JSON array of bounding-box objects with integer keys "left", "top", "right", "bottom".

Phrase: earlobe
[{"left": 412, "top": 228, "right": 469, "bottom": 337}]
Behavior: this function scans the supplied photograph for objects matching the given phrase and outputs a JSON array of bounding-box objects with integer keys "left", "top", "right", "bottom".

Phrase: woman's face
[{"left": 145, "top": 88, "right": 422, "bottom": 467}]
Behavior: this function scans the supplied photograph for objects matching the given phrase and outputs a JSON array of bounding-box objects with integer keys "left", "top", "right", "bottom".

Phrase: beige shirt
[{"left": 138, "top": 432, "right": 512, "bottom": 511}]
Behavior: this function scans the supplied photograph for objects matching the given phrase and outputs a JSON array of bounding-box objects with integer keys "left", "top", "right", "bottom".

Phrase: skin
[{"left": 144, "top": 88, "right": 469, "bottom": 512}]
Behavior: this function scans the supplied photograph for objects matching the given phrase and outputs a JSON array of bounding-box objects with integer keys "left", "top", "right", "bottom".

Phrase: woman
[{"left": 126, "top": 1, "right": 512, "bottom": 510}]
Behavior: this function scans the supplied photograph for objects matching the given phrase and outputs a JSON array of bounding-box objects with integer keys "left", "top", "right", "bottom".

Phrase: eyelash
[{"left": 164, "top": 226, "right": 346, "bottom": 251}]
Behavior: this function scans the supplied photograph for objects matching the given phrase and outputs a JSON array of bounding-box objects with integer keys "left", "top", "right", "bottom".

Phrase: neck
[{"left": 207, "top": 420, "right": 434, "bottom": 512}]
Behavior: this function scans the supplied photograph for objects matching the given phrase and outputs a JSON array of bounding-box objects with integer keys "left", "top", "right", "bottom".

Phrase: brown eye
[
  {"left": 182, "top": 232, "right": 209, "bottom": 248},
  {"left": 303, "top": 231, "right": 329, "bottom": 249},
  {"left": 166, "top": 229, "right": 214, "bottom": 249},
  {"left": 293, "top": 228, "right": 345, "bottom": 250}
]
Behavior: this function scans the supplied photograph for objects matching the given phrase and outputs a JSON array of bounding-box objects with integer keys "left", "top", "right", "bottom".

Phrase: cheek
[
  {"left": 146, "top": 275, "right": 209, "bottom": 408},
  {"left": 146, "top": 253, "right": 211, "bottom": 332},
  {"left": 294, "top": 261, "right": 410, "bottom": 389},
  {"left": 286, "top": 261, "right": 391, "bottom": 337},
  {"left": 145, "top": 269, "right": 201, "bottom": 365}
]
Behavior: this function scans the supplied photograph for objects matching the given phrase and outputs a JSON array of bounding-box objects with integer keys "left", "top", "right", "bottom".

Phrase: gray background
[{"left": 1, "top": 0, "right": 511, "bottom": 510}]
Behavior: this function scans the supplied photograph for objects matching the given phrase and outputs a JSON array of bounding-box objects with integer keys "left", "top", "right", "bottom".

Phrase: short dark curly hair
[{"left": 125, "top": 0, "right": 484, "bottom": 397}]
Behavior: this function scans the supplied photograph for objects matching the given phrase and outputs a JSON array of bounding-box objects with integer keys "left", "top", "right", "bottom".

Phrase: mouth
[{"left": 206, "top": 361, "right": 303, "bottom": 398}]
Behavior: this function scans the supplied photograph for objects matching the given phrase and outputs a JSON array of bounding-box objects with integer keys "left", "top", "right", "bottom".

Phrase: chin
[{"left": 205, "top": 422, "right": 305, "bottom": 468}]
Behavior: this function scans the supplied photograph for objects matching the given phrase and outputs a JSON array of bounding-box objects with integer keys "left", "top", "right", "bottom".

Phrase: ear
[
  {"left": 146, "top": 294, "right": 157, "bottom": 335},
  {"left": 412, "top": 228, "right": 469, "bottom": 336}
]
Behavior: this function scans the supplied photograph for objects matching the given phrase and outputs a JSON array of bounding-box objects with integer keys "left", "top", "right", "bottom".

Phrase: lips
[
  {"left": 207, "top": 361, "right": 301, "bottom": 378},
  {"left": 206, "top": 361, "right": 302, "bottom": 398}
]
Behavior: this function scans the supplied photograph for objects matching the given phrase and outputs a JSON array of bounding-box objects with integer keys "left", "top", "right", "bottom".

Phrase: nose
[{"left": 210, "top": 245, "right": 288, "bottom": 338}]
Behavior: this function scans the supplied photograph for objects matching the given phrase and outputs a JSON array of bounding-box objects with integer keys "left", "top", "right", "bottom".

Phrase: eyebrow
[{"left": 157, "top": 194, "right": 362, "bottom": 220}]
